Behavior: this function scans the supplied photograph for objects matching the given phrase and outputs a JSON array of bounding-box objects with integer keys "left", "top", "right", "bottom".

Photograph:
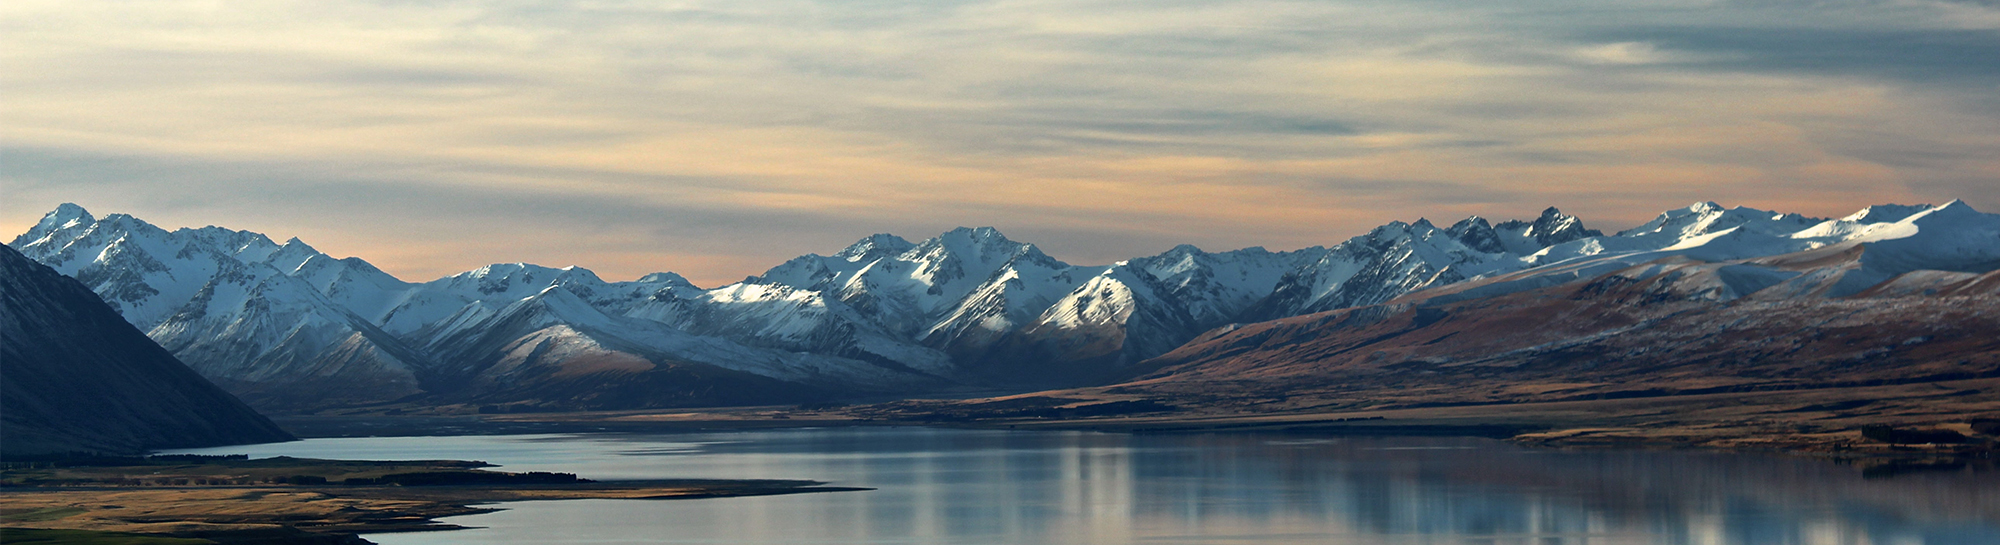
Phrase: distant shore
[{"left": 267, "top": 376, "right": 2000, "bottom": 463}]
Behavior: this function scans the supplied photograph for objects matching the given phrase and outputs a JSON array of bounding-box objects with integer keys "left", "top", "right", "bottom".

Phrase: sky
[{"left": 4, "top": 0, "right": 1997, "bottom": 286}]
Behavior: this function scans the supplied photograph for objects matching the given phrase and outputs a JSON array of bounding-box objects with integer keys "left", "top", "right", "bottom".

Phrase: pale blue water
[{"left": 164, "top": 427, "right": 2000, "bottom": 545}]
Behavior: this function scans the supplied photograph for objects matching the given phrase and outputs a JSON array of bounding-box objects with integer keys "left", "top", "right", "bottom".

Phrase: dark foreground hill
[{"left": 1, "top": 244, "right": 293, "bottom": 456}]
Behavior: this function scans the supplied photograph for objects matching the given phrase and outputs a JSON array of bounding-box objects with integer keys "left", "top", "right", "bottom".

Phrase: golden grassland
[{"left": 0, "top": 457, "right": 861, "bottom": 544}]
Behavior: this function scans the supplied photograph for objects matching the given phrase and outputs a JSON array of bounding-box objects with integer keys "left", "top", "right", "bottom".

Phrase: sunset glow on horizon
[{"left": 5, "top": 0, "right": 1996, "bottom": 286}]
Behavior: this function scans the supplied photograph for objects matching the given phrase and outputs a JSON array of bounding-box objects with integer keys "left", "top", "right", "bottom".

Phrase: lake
[{"left": 164, "top": 427, "right": 2000, "bottom": 545}]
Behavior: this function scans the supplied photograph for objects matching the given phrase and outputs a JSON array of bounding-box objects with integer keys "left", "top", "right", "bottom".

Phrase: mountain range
[
  {"left": 10, "top": 200, "right": 1996, "bottom": 413},
  {"left": 1131, "top": 201, "right": 2000, "bottom": 410}
]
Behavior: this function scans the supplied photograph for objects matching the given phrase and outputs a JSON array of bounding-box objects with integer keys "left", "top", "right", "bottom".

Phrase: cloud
[
  {"left": 1571, "top": 42, "right": 1666, "bottom": 65},
  {"left": 1586, "top": 28, "right": 2000, "bottom": 86},
  {"left": 2, "top": 0, "right": 1995, "bottom": 284}
]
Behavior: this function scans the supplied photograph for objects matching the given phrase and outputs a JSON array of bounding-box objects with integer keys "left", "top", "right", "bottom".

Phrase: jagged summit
[
  {"left": 1618, "top": 202, "right": 1821, "bottom": 239},
  {"left": 957, "top": 226, "right": 1010, "bottom": 240},
  {"left": 637, "top": 271, "right": 698, "bottom": 288},
  {"left": 835, "top": 233, "right": 916, "bottom": 260},
  {"left": 50, "top": 201, "right": 92, "bottom": 220},
  {"left": 1446, "top": 216, "right": 1505, "bottom": 253},
  {"left": 912, "top": 226, "right": 1044, "bottom": 263},
  {"left": 1495, "top": 206, "right": 1601, "bottom": 250},
  {"left": 20, "top": 203, "right": 95, "bottom": 242},
  {"left": 1840, "top": 203, "right": 1933, "bottom": 224},
  {"left": 1928, "top": 198, "right": 1978, "bottom": 216}
]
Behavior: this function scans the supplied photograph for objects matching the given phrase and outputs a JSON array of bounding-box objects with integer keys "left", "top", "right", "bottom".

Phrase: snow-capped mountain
[
  {"left": 1133, "top": 201, "right": 2000, "bottom": 407},
  {"left": 8, "top": 207, "right": 950, "bottom": 410},
  {"left": 9, "top": 205, "right": 426, "bottom": 409},
  {"left": 1417, "top": 200, "right": 1999, "bottom": 306},
  {"left": 746, "top": 228, "right": 1346, "bottom": 384},
  {"left": 1242, "top": 207, "right": 1601, "bottom": 321},
  {"left": 751, "top": 227, "right": 1089, "bottom": 345},
  {"left": 14, "top": 199, "right": 1993, "bottom": 411},
  {"left": 958, "top": 245, "right": 1330, "bottom": 384},
  {"left": 410, "top": 284, "right": 904, "bottom": 409}
]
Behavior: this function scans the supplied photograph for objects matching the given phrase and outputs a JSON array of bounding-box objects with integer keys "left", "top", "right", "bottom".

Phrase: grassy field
[
  {"left": 0, "top": 455, "right": 508, "bottom": 488},
  {"left": 0, "top": 527, "right": 217, "bottom": 545}
]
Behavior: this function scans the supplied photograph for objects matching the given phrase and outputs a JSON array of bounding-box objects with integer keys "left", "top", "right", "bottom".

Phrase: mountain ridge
[
  {"left": 1122, "top": 200, "right": 2000, "bottom": 412},
  {"left": 12, "top": 200, "right": 1992, "bottom": 412}
]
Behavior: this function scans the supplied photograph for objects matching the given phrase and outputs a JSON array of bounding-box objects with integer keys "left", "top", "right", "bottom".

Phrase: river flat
[{"left": 165, "top": 427, "right": 2000, "bottom": 544}]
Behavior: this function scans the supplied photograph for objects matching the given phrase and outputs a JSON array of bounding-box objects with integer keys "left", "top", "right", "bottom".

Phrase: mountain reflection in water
[{"left": 168, "top": 427, "right": 1998, "bottom": 544}]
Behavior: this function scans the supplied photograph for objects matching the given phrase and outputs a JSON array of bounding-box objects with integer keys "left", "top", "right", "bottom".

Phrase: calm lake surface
[{"left": 166, "top": 427, "right": 2000, "bottom": 545}]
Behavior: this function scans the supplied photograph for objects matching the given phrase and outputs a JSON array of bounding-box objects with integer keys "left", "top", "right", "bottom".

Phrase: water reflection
[{"left": 167, "top": 427, "right": 1999, "bottom": 544}]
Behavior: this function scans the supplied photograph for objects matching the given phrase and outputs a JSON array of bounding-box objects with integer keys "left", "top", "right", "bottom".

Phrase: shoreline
[{"left": 270, "top": 377, "right": 2000, "bottom": 462}]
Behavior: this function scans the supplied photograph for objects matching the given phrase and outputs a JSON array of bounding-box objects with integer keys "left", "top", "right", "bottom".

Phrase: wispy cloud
[{"left": 3, "top": 0, "right": 1995, "bottom": 284}]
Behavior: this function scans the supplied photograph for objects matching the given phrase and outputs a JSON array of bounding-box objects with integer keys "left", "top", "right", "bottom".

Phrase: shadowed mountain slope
[{"left": 1, "top": 244, "right": 293, "bottom": 456}]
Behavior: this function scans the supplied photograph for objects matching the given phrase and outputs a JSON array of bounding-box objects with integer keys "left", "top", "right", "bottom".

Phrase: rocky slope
[
  {"left": 0, "top": 244, "right": 294, "bottom": 455},
  {"left": 1127, "top": 201, "right": 2000, "bottom": 409}
]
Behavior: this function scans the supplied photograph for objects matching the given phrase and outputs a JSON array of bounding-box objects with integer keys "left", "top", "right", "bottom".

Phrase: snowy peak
[
  {"left": 46, "top": 202, "right": 94, "bottom": 227},
  {"left": 1617, "top": 202, "right": 1820, "bottom": 240},
  {"left": 1119, "top": 244, "right": 1323, "bottom": 324},
  {"left": 451, "top": 263, "right": 605, "bottom": 295},
  {"left": 14, "top": 203, "right": 96, "bottom": 247},
  {"left": 1845, "top": 200, "right": 2000, "bottom": 275},
  {"left": 1366, "top": 220, "right": 1420, "bottom": 242},
  {"left": 1841, "top": 203, "right": 1934, "bottom": 224},
  {"left": 1253, "top": 206, "right": 1615, "bottom": 320},
  {"left": 262, "top": 237, "right": 320, "bottom": 271},
  {"left": 835, "top": 233, "right": 916, "bottom": 260},
  {"left": 1915, "top": 199, "right": 1980, "bottom": 220},
  {"left": 955, "top": 226, "right": 1011, "bottom": 243},
  {"left": 636, "top": 271, "right": 699, "bottom": 289},
  {"left": 514, "top": 283, "right": 608, "bottom": 323},
  {"left": 1497, "top": 207, "right": 1603, "bottom": 249},
  {"left": 1423, "top": 199, "right": 2000, "bottom": 306},
  {"left": 1446, "top": 217, "right": 1506, "bottom": 254},
  {"left": 904, "top": 226, "right": 1057, "bottom": 269},
  {"left": 280, "top": 236, "right": 316, "bottom": 254}
]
